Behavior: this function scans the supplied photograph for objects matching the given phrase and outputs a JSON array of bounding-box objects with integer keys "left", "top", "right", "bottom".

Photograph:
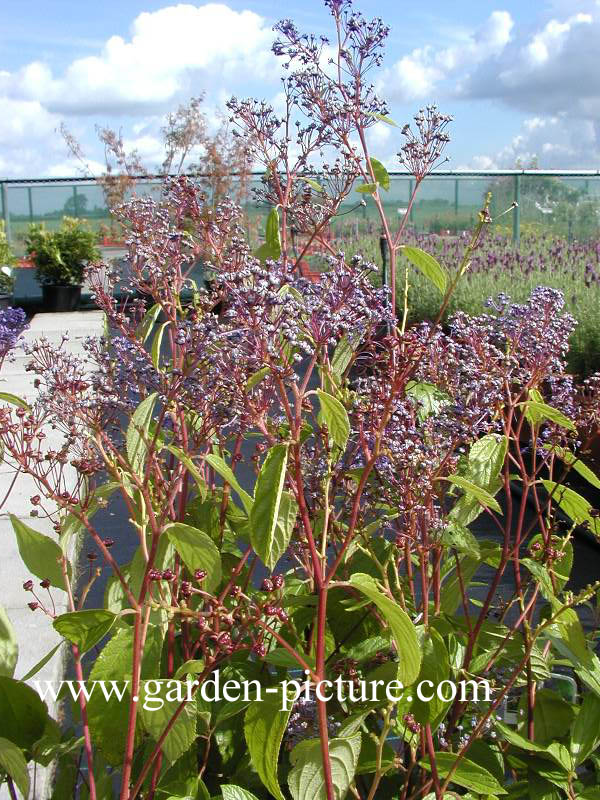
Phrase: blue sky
[{"left": 0, "top": 0, "right": 599, "bottom": 176}]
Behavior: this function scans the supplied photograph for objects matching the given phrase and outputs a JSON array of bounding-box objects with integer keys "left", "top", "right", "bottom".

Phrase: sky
[{"left": 0, "top": 0, "right": 599, "bottom": 177}]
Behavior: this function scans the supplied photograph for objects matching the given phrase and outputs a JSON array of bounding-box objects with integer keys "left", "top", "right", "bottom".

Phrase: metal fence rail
[{"left": 2, "top": 170, "right": 600, "bottom": 253}]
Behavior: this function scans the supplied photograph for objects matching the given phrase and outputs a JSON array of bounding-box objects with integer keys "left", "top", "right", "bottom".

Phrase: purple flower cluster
[{"left": 0, "top": 307, "right": 27, "bottom": 365}]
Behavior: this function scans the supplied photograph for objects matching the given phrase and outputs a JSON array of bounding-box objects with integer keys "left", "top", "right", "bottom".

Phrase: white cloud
[
  {"left": 468, "top": 115, "right": 600, "bottom": 169},
  {"left": 381, "top": 11, "right": 513, "bottom": 102},
  {"left": 3, "top": 3, "right": 277, "bottom": 116}
]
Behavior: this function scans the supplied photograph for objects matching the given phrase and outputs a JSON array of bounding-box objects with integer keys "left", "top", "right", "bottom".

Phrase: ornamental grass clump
[{"left": 0, "top": 3, "right": 599, "bottom": 800}]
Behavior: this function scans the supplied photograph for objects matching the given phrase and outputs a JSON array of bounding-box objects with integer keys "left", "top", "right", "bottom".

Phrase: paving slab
[{"left": 0, "top": 311, "right": 105, "bottom": 800}]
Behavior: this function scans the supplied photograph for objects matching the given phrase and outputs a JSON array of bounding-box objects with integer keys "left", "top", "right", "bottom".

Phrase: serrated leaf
[
  {"left": 541, "top": 481, "right": 600, "bottom": 536},
  {"left": 0, "top": 676, "right": 48, "bottom": 751},
  {"left": 330, "top": 335, "right": 356, "bottom": 382},
  {"left": 445, "top": 475, "right": 502, "bottom": 514},
  {"left": 316, "top": 389, "right": 350, "bottom": 450},
  {"left": 524, "top": 400, "right": 576, "bottom": 432},
  {"left": 288, "top": 733, "right": 361, "bottom": 800},
  {"left": 406, "top": 381, "right": 450, "bottom": 421},
  {"left": 0, "top": 736, "right": 29, "bottom": 798},
  {"left": 244, "top": 688, "right": 291, "bottom": 800},
  {"left": 11, "top": 514, "right": 70, "bottom": 589},
  {"left": 166, "top": 523, "right": 222, "bottom": 592},
  {"left": 205, "top": 453, "right": 253, "bottom": 514},
  {"left": 250, "top": 444, "right": 289, "bottom": 569},
  {"left": 521, "top": 558, "right": 555, "bottom": 601},
  {"left": 140, "top": 679, "right": 197, "bottom": 764},
  {"left": 369, "top": 157, "right": 390, "bottom": 191},
  {"left": 349, "top": 573, "right": 421, "bottom": 685},
  {"left": 421, "top": 752, "right": 507, "bottom": 795},
  {"left": 53, "top": 609, "right": 117, "bottom": 653},
  {"left": 126, "top": 392, "right": 158, "bottom": 475},
  {"left": 401, "top": 246, "right": 448, "bottom": 294},
  {"left": 571, "top": 691, "right": 600, "bottom": 766},
  {"left": 544, "top": 445, "right": 600, "bottom": 490},
  {"left": 355, "top": 182, "right": 377, "bottom": 195}
]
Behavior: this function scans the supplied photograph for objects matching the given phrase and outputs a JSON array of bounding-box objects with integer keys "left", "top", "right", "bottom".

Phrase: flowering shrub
[{"left": 0, "top": 3, "right": 599, "bottom": 800}]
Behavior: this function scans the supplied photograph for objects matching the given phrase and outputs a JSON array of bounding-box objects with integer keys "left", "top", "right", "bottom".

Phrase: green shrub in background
[{"left": 25, "top": 216, "right": 100, "bottom": 287}]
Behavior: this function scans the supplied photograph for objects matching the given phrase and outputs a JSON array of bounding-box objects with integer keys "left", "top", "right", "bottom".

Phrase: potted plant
[
  {"left": 0, "top": 221, "right": 15, "bottom": 308},
  {"left": 25, "top": 217, "right": 99, "bottom": 312}
]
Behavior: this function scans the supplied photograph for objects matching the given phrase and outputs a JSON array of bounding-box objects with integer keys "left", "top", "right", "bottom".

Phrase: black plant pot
[{"left": 42, "top": 284, "right": 81, "bottom": 312}]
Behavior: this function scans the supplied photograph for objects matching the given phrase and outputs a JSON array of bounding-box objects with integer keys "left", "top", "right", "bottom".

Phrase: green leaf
[
  {"left": 136, "top": 303, "right": 161, "bottom": 343},
  {"left": 571, "top": 691, "right": 600, "bottom": 766},
  {"left": 369, "top": 158, "right": 390, "bottom": 191},
  {"left": 140, "top": 679, "right": 197, "bottom": 764},
  {"left": 0, "top": 736, "right": 30, "bottom": 798},
  {"left": 541, "top": 481, "right": 600, "bottom": 536},
  {"left": 544, "top": 445, "right": 600, "bottom": 490},
  {"left": 526, "top": 689, "right": 575, "bottom": 748},
  {"left": 53, "top": 609, "right": 117, "bottom": 653},
  {"left": 411, "top": 627, "right": 451, "bottom": 729},
  {"left": 10, "top": 514, "right": 69, "bottom": 589},
  {"left": 288, "top": 733, "right": 361, "bottom": 800},
  {"left": 524, "top": 400, "right": 576, "bottom": 432},
  {"left": 244, "top": 687, "right": 291, "bottom": 800},
  {"left": 348, "top": 573, "right": 421, "bottom": 685},
  {"left": 401, "top": 246, "right": 448, "bottom": 294},
  {"left": 355, "top": 182, "right": 377, "bottom": 195},
  {"left": 166, "top": 523, "right": 222, "bottom": 592},
  {"left": 421, "top": 752, "right": 507, "bottom": 795},
  {"left": 267, "top": 490, "right": 299, "bottom": 571},
  {"left": 0, "top": 676, "right": 48, "bottom": 750},
  {"left": 250, "top": 444, "right": 298, "bottom": 569},
  {"left": 549, "top": 607, "right": 592, "bottom": 667},
  {"left": 246, "top": 366, "right": 270, "bottom": 392},
  {"left": 299, "top": 177, "right": 324, "bottom": 193},
  {"left": 441, "top": 524, "right": 480, "bottom": 558},
  {"left": 469, "top": 434, "right": 508, "bottom": 487},
  {"left": 166, "top": 445, "right": 208, "bottom": 501},
  {"left": 151, "top": 321, "right": 169, "bottom": 369},
  {"left": 266, "top": 207, "right": 281, "bottom": 256},
  {"left": 444, "top": 475, "right": 502, "bottom": 514},
  {"left": 20, "top": 643, "right": 62, "bottom": 682},
  {"left": 364, "top": 112, "right": 399, "bottom": 127},
  {"left": 126, "top": 392, "right": 158, "bottom": 474},
  {"left": 0, "top": 392, "right": 29, "bottom": 410},
  {"left": 521, "top": 558, "right": 556, "bottom": 601},
  {"left": 255, "top": 207, "right": 281, "bottom": 262},
  {"left": 222, "top": 786, "right": 261, "bottom": 800},
  {"left": 405, "top": 381, "right": 450, "bottom": 421},
  {"left": 205, "top": 453, "right": 253, "bottom": 514},
  {"left": 330, "top": 335, "right": 356, "bottom": 382},
  {"left": 316, "top": 390, "right": 350, "bottom": 450},
  {"left": 0, "top": 607, "right": 17, "bottom": 678},
  {"left": 250, "top": 444, "right": 289, "bottom": 569}
]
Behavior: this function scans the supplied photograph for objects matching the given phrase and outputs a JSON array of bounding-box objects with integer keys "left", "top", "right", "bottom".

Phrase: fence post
[
  {"left": 512, "top": 174, "right": 521, "bottom": 245},
  {"left": 27, "top": 186, "right": 33, "bottom": 223},
  {"left": 73, "top": 186, "right": 79, "bottom": 218},
  {"left": 1, "top": 183, "right": 10, "bottom": 245},
  {"left": 454, "top": 178, "right": 459, "bottom": 216},
  {"left": 408, "top": 179, "right": 414, "bottom": 223}
]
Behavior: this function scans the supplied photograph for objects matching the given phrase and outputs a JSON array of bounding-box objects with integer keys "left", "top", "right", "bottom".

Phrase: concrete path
[{"left": 0, "top": 311, "right": 105, "bottom": 800}]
